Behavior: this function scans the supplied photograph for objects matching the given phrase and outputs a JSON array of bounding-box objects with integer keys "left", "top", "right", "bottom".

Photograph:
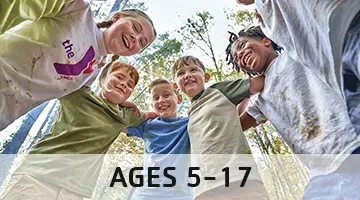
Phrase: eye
[
  {"left": 140, "top": 39, "right": 146, "bottom": 48},
  {"left": 116, "top": 74, "right": 124, "bottom": 79},
  {"left": 177, "top": 72, "right": 184, "bottom": 77},
  {"left": 190, "top": 68, "right": 197, "bottom": 72},
  {"left": 133, "top": 24, "right": 139, "bottom": 32},
  {"left": 240, "top": 42, "right": 246, "bottom": 49},
  {"left": 127, "top": 83, "right": 132, "bottom": 88},
  {"left": 164, "top": 93, "right": 170, "bottom": 98}
]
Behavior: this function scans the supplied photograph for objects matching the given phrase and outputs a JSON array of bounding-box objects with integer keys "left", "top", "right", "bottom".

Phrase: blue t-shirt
[
  {"left": 127, "top": 116, "right": 192, "bottom": 200},
  {"left": 127, "top": 116, "right": 190, "bottom": 154}
]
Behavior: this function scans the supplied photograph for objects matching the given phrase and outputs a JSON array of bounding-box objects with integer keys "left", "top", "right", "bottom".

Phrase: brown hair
[
  {"left": 172, "top": 56, "right": 206, "bottom": 77},
  {"left": 96, "top": 9, "right": 157, "bottom": 50},
  {"left": 98, "top": 56, "right": 139, "bottom": 91},
  {"left": 148, "top": 78, "right": 178, "bottom": 95}
]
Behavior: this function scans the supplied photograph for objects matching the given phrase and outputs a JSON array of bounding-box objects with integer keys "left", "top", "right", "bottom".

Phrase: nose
[
  {"left": 159, "top": 96, "right": 166, "bottom": 103},
  {"left": 184, "top": 71, "right": 193, "bottom": 79},
  {"left": 119, "top": 82, "right": 127, "bottom": 89},
  {"left": 130, "top": 34, "right": 137, "bottom": 46},
  {"left": 130, "top": 33, "right": 142, "bottom": 47}
]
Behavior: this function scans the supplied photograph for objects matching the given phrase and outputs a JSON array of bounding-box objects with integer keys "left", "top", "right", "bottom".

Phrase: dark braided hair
[
  {"left": 96, "top": 20, "right": 113, "bottom": 29},
  {"left": 225, "top": 26, "right": 282, "bottom": 74}
]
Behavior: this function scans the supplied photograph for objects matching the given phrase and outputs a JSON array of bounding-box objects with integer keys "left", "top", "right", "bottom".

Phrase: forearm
[{"left": 1, "top": 0, "right": 73, "bottom": 34}]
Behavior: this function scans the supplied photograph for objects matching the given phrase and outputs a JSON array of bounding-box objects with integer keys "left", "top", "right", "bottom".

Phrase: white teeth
[
  {"left": 159, "top": 105, "right": 169, "bottom": 110},
  {"left": 122, "top": 35, "right": 129, "bottom": 48},
  {"left": 245, "top": 54, "right": 250, "bottom": 65}
]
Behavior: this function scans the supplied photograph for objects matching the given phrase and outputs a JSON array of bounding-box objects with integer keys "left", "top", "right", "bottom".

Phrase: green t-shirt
[
  {"left": 17, "top": 86, "right": 145, "bottom": 197},
  {"left": 30, "top": 86, "right": 145, "bottom": 154}
]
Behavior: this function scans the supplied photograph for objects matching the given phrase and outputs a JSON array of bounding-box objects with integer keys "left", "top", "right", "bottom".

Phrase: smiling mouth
[
  {"left": 242, "top": 53, "right": 252, "bottom": 67},
  {"left": 114, "top": 85, "right": 125, "bottom": 94},
  {"left": 185, "top": 80, "right": 196, "bottom": 86},
  {"left": 158, "top": 105, "right": 170, "bottom": 111},
  {"left": 122, "top": 35, "right": 129, "bottom": 49}
]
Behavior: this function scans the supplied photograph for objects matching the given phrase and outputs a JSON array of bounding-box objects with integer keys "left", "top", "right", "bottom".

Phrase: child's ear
[
  {"left": 173, "top": 82, "right": 178, "bottom": 90},
  {"left": 262, "top": 37, "right": 272, "bottom": 47},
  {"left": 111, "top": 13, "right": 123, "bottom": 23},
  {"left": 204, "top": 73, "right": 211, "bottom": 83},
  {"left": 177, "top": 94, "right": 183, "bottom": 104}
]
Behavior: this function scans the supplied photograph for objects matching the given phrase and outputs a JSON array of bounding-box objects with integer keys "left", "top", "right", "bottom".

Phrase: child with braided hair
[
  {"left": 0, "top": 0, "right": 157, "bottom": 131},
  {"left": 226, "top": 26, "right": 360, "bottom": 199}
]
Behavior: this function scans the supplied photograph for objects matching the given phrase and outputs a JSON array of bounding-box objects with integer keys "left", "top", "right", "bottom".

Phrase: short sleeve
[
  {"left": 210, "top": 79, "right": 251, "bottom": 105},
  {"left": 127, "top": 120, "right": 147, "bottom": 139},
  {"left": 246, "top": 96, "right": 267, "bottom": 123}
]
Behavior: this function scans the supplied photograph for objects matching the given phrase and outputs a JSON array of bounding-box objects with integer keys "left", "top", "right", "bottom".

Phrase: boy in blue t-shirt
[{"left": 125, "top": 78, "right": 192, "bottom": 200}]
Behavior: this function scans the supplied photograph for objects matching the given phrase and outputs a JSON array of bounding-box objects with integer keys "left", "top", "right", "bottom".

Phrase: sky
[
  {"left": 135, "top": 0, "right": 255, "bottom": 66},
  {"left": 0, "top": 0, "right": 255, "bottom": 144}
]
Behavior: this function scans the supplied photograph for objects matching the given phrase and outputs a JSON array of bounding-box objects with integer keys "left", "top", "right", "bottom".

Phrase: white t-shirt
[
  {"left": 0, "top": 0, "right": 107, "bottom": 130},
  {"left": 246, "top": 52, "right": 360, "bottom": 177},
  {"left": 255, "top": 0, "right": 360, "bottom": 95}
]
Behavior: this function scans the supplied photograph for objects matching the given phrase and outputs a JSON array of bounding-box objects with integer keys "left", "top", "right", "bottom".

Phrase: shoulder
[
  {"left": 176, "top": 116, "right": 189, "bottom": 123},
  {"left": 59, "top": 86, "right": 91, "bottom": 101},
  {"left": 59, "top": 0, "right": 90, "bottom": 16},
  {"left": 271, "top": 53, "right": 299, "bottom": 69}
]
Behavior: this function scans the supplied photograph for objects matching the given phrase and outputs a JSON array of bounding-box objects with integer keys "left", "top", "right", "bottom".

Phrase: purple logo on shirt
[{"left": 54, "top": 46, "right": 96, "bottom": 76}]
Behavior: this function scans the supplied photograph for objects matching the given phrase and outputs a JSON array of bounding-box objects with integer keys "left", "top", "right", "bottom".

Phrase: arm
[
  {"left": 237, "top": 98, "right": 250, "bottom": 115},
  {"left": 121, "top": 101, "right": 141, "bottom": 116},
  {"left": 240, "top": 95, "right": 267, "bottom": 131},
  {"left": 0, "top": 0, "right": 73, "bottom": 34},
  {"left": 120, "top": 101, "right": 158, "bottom": 120},
  {"left": 240, "top": 112, "right": 258, "bottom": 131},
  {"left": 145, "top": 112, "right": 158, "bottom": 120},
  {"left": 249, "top": 75, "right": 264, "bottom": 94}
]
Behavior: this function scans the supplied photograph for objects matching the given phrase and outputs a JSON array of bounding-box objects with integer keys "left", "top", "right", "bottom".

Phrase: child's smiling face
[
  {"left": 103, "top": 67, "right": 136, "bottom": 104},
  {"left": 151, "top": 83, "right": 179, "bottom": 119},
  {"left": 174, "top": 62, "right": 209, "bottom": 99},
  {"left": 231, "top": 36, "right": 275, "bottom": 75}
]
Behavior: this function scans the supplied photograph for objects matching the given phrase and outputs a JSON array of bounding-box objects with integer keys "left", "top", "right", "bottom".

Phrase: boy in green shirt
[{"left": 1, "top": 61, "right": 155, "bottom": 200}]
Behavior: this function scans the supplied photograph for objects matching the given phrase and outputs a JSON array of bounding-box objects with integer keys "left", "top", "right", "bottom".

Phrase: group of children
[{"left": 1, "top": 0, "right": 360, "bottom": 199}]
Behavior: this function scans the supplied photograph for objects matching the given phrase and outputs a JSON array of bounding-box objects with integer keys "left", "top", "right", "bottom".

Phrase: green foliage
[
  {"left": 225, "top": 9, "right": 258, "bottom": 31},
  {"left": 178, "top": 11, "right": 223, "bottom": 82}
]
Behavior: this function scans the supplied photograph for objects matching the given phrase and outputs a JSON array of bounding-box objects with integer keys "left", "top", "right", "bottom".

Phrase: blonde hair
[
  {"left": 172, "top": 56, "right": 206, "bottom": 77},
  {"left": 98, "top": 56, "right": 140, "bottom": 92},
  {"left": 96, "top": 9, "right": 157, "bottom": 50}
]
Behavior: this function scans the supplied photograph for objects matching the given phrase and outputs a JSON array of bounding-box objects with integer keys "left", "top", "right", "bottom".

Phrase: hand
[
  {"left": 145, "top": 112, "right": 158, "bottom": 120},
  {"left": 249, "top": 75, "right": 265, "bottom": 94},
  {"left": 120, "top": 101, "right": 140, "bottom": 116}
]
